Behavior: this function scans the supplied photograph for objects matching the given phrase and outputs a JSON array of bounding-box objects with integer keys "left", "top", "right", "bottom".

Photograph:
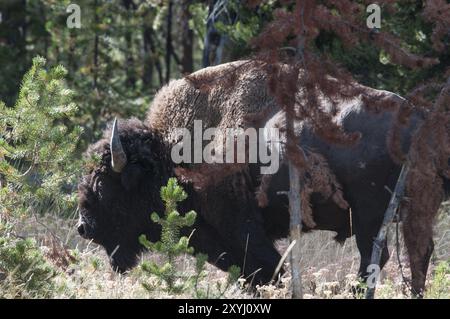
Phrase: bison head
[{"left": 77, "top": 118, "right": 172, "bottom": 273}]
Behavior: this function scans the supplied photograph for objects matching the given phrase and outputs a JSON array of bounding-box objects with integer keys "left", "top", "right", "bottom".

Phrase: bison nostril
[{"left": 77, "top": 224, "right": 86, "bottom": 237}]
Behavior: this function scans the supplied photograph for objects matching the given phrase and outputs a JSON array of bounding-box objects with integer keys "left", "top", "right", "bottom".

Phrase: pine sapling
[{"left": 139, "top": 177, "right": 196, "bottom": 293}]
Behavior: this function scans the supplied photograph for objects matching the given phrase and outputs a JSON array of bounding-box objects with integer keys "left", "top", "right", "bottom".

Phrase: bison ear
[{"left": 121, "top": 164, "right": 142, "bottom": 191}]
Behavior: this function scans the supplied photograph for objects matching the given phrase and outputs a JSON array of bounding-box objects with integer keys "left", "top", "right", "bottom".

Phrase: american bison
[{"left": 77, "top": 60, "right": 448, "bottom": 297}]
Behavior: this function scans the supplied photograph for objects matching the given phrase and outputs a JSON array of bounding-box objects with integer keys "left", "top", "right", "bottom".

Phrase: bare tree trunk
[
  {"left": 40, "top": 2, "right": 50, "bottom": 59},
  {"left": 202, "top": 0, "right": 214, "bottom": 67},
  {"left": 165, "top": 0, "right": 173, "bottom": 83},
  {"left": 124, "top": 34, "right": 136, "bottom": 88},
  {"left": 142, "top": 26, "right": 154, "bottom": 87},
  {"left": 202, "top": 0, "right": 223, "bottom": 67},
  {"left": 93, "top": 0, "right": 99, "bottom": 89},
  {"left": 123, "top": 0, "right": 136, "bottom": 89},
  {"left": 286, "top": 111, "right": 303, "bottom": 299},
  {"left": 283, "top": 4, "right": 308, "bottom": 299},
  {"left": 365, "top": 164, "right": 409, "bottom": 299},
  {"left": 143, "top": 25, "right": 164, "bottom": 88},
  {"left": 181, "top": 0, "right": 193, "bottom": 74},
  {"left": 0, "top": 0, "right": 27, "bottom": 105},
  {"left": 68, "top": 32, "right": 76, "bottom": 73}
]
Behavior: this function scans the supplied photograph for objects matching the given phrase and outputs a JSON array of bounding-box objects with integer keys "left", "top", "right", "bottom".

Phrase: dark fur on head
[{"left": 77, "top": 118, "right": 172, "bottom": 272}]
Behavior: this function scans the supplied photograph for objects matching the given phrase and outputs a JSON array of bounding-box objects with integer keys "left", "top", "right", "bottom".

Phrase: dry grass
[{"left": 9, "top": 203, "right": 450, "bottom": 299}]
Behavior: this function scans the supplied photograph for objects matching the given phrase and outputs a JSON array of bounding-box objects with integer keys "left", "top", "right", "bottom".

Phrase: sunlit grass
[{"left": 2, "top": 204, "right": 449, "bottom": 299}]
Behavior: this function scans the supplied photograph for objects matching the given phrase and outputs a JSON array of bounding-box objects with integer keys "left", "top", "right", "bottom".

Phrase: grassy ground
[{"left": 7, "top": 203, "right": 450, "bottom": 299}]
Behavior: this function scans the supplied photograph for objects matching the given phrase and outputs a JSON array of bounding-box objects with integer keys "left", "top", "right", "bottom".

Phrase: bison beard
[{"left": 77, "top": 61, "right": 448, "bottom": 295}]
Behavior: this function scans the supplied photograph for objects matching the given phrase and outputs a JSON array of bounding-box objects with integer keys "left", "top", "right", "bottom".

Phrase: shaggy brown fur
[
  {"left": 78, "top": 60, "right": 447, "bottom": 294},
  {"left": 145, "top": 60, "right": 397, "bottom": 226},
  {"left": 147, "top": 60, "right": 277, "bottom": 143},
  {"left": 401, "top": 103, "right": 450, "bottom": 295},
  {"left": 143, "top": 61, "right": 449, "bottom": 296}
]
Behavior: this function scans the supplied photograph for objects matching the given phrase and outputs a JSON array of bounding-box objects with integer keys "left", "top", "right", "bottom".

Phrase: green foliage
[
  {"left": 0, "top": 1, "right": 30, "bottom": 107},
  {"left": 211, "top": 0, "right": 448, "bottom": 95},
  {"left": 141, "top": 177, "right": 197, "bottom": 258},
  {"left": 1, "top": 0, "right": 448, "bottom": 145},
  {"left": 0, "top": 226, "right": 57, "bottom": 298},
  {"left": 41, "top": 0, "right": 156, "bottom": 142},
  {"left": 90, "top": 256, "right": 103, "bottom": 271},
  {"left": 139, "top": 178, "right": 197, "bottom": 293},
  {"left": 213, "top": 0, "right": 275, "bottom": 58},
  {"left": 426, "top": 261, "right": 450, "bottom": 299},
  {"left": 352, "top": 279, "right": 368, "bottom": 299},
  {"left": 315, "top": 1, "right": 449, "bottom": 94},
  {"left": 0, "top": 56, "right": 82, "bottom": 218},
  {"left": 0, "top": 0, "right": 447, "bottom": 300},
  {"left": 139, "top": 178, "right": 241, "bottom": 297},
  {"left": 189, "top": 2, "right": 209, "bottom": 45},
  {"left": 216, "top": 17, "right": 260, "bottom": 44}
]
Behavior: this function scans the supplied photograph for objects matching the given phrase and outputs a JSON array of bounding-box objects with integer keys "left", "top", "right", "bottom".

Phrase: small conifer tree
[
  {"left": 0, "top": 222, "right": 56, "bottom": 298},
  {"left": 0, "top": 56, "right": 80, "bottom": 298},
  {"left": 139, "top": 178, "right": 241, "bottom": 297},
  {"left": 139, "top": 177, "right": 197, "bottom": 293},
  {"left": 0, "top": 56, "right": 82, "bottom": 218}
]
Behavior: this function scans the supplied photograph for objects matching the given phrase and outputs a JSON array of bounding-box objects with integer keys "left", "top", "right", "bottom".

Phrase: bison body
[{"left": 77, "top": 61, "right": 448, "bottom": 296}]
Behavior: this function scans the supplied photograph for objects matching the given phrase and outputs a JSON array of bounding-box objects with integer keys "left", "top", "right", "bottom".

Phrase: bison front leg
[
  {"left": 352, "top": 204, "right": 390, "bottom": 295},
  {"left": 190, "top": 216, "right": 281, "bottom": 286},
  {"left": 199, "top": 173, "right": 283, "bottom": 286},
  {"left": 190, "top": 212, "right": 281, "bottom": 285},
  {"left": 189, "top": 214, "right": 241, "bottom": 272},
  {"left": 206, "top": 200, "right": 283, "bottom": 285},
  {"left": 235, "top": 219, "right": 283, "bottom": 285}
]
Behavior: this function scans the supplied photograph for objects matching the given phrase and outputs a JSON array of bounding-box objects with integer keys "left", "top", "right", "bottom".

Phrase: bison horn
[{"left": 110, "top": 118, "right": 127, "bottom": 173}]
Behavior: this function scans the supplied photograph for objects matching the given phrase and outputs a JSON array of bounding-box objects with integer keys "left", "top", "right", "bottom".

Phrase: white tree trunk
[{"left": 286, "top": 111, "right": 303, "bottom": 299}]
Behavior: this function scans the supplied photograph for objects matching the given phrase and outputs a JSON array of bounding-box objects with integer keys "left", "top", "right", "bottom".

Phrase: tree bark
[
  {"left": 123, "top": 0, "right": 136, "bottom": 89},
  {"left": 181, "top": 0, "right": 194, "bottom": 74},
  {"left": 284, "top": 7, "right": 308, "bottom": 299},
  {"left": 286, "top": 110, "right": 304, "bottom": 299},
  {"left": 365, "top": 164, "right": 409, "bottom": 299},
  {"left": 93, "top": 0, "right": 99, "bottom": 89},
  {"left": 0, "top": 0, "right": 27, "bottom": 105},
  {"left": 142, "top": 26, "right": 154, "bottom": 87},
  {"left": 143, "top": 25, "right": 164, "bottom": 88},
  {"left": 165, "top": 0, "right": 173, "bottom": 83},
  {"left": 202, "top": 0, "right": 222, "bottom": 67}
]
